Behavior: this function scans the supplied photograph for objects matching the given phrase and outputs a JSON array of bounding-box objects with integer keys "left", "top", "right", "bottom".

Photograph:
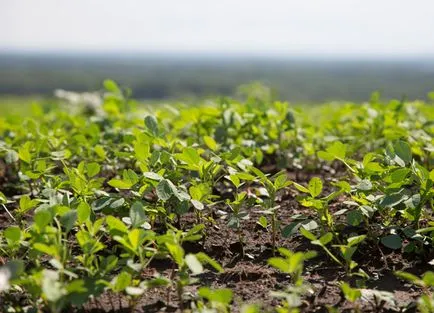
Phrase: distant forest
[{"left": 1, "top": 53, "right": 434, "bottom": 102}]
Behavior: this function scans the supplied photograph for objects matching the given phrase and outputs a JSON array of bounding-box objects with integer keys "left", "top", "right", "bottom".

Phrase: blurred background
[{"left": 1, "top": 0, "right": 434, "bottom": 104}]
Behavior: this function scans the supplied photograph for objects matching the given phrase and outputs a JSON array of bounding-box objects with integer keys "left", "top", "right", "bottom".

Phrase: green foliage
[{"left": 0, "top": 81, "right": 433, "bottom": 312}]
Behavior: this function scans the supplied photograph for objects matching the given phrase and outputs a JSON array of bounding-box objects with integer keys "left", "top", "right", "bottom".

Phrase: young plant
[
  {"left": 251, "top": 167, "right": 291, "bottom": 255},
  {"left": 193, "top": 287, "right": 233, "bottom": 313},
  {"left": 268, "top": 248, "right": 316, "bottom": 286},
  {"left": 333, "top": 235, "right": 367, "bottom": 276},
  {"left": 225, "top": 171, "right": 256, "bottom": 257},
  {"left": 340, "top": 282, "right": 362, "bottom": 313},
  {"left": 395, "top": 270, "right": 434, "bottom": 312},
  {"left": 293, "top": 177, "right": 333, "bottom": 232},
  {"left": 159, "top": 230, "right": 224, "bottom": 310}
]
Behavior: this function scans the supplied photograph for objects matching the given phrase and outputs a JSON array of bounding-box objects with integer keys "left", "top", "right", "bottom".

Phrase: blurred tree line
[{"left": 1, "top": 53, "right": 433, "bottom": 102}]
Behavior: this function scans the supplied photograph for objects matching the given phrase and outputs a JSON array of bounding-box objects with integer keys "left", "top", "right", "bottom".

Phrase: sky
[{"left": 1, "top": 0, "right": 434, "bottom": 57}]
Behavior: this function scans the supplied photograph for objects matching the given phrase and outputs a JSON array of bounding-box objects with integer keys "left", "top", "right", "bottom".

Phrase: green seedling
[
  {"left": 194, "top": 287, "right": 233, "bottom": 313},
  {"left": 333, "top": 235, "right": 367, "bottom": 276},
  {"left": 225, "top": 171, "right": 256, "bottom": 257},
  {"left": 251, "top": 167, "right": 291, "bottom": 255},
  {"left": 299, "top": 227, "right": 341, "bottom": 266},
  {"left": 159, "top": 230, "right": 223, "bottom": 310},
  {"left": 340, "top": 282, "right": 362, "bottom": 313},
  {"left": 268, "top": 248, "right": 316, "bottom": 286},
  {"left": 293, "top": 177, "right": 348, "bottom": 233}
]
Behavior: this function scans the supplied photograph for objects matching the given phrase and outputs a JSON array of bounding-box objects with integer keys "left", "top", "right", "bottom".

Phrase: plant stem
[
  {"left": 238, "top": 227, "right": 244, "bottom": 257},
  {"left": 177, "top": 281, "right": 184, "bottom": 311},
  {"left": 1, "top": 203, "right": 16, "bottom": 222},
  {"left": 271, "top": 213, "right": 276, "bottom": 255}
]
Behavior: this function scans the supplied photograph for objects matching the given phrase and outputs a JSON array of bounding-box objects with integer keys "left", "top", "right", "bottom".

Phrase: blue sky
[{"left": 1, "top": 0, "right": 434, "bottom": 56}]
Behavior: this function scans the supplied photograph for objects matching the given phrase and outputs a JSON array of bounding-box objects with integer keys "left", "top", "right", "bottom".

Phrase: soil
[
  {"left": 77, "top": 205, "right": 422, "bottom": 313},
  {"left": 0, "top": 166, "right": 428, "bottom": 312}
]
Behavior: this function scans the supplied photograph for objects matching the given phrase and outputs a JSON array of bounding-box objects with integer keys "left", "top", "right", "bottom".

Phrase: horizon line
[{"left": 1, "top": 47, "right": 434, "bottom": 61}]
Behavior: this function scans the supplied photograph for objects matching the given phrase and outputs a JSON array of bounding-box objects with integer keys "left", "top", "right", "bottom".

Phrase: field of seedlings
[{"left": 0, "top": 81, "right": 433, "bottom": 313}]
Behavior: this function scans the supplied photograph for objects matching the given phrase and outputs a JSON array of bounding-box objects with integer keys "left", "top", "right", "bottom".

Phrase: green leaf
[
  {"left": 257, "top": 215, "right": 268, "bottom": 229},
  {"left": 77, "top": 202, "right": 90, "bottom": 223},
  {"left": 33, "top": 243, "right": 58, "bottom": 257},
  {"left": 268, "top": 257, "right": 290, "bottom": 273},
  {"left": 319, "top": 232, "right": 333, "bottom": 245},
  {"left": 395, "top": 271, "right": 422, "bottom": 285},
  {"left": 422, "top": 272, "right": 434, "bottom": 287},
  {"left": 318, "top": 141, "right": 347, "bottom": 161},
  {"left": 328, "top": 141, "right": 347, "bottom": 159},
  {"left": 110, "top": 198, "right": 125, "bottom": 209},
  {"left": 134, "top": 141, "right": 150, "bottom": 162},
  {"left": 249, "top": 166, "right": 266, "bottom": 179},
  {"left": 189, "top": 184, "right": 210, "bottom": 201},
  {"left": 282, "top": 222, "right": 300, "bottom": 238},
  {"left": 19, "top": 195, "right": 38, "bottom": 214},
  {"left": 228, "top": 175, "right": 241, "bottom": 188},
  {"left": 308, "top": 177, "right": 323, "bottom": 198},
  {"left": 130, "top": 201, "right": 146, "bottom": 228},
  {"left": 143, "top": 172, "right": 163, "bottom": 181},
  {"left": 185, "top": 254, "right": 203, "bottom": 275},
  {"left": 381, "top": 234, "right": 402, "bottom": 250},
  {"left": 300, "top": 227, "right": 317, "bottom": 241},
  {"left": 4, "top": 226, "right": 21, "bottom": 244},
  {"left": 191, "top": 199, "right": 204, "bottom": 211},
  {"left": 106, "top": 216, "right": 129, "bottom": 234},
  {"left": 293, "top": 182, "right": 310, "bottom": 194},
  {"left": 347, "top": 235, "right": 366, "bottom": 247},
  {"left": 18, "top": 143, "right": 32, "bottom": 164},
  {"left": 166, "top": 242, "right": 184, "bottom": 267},
  {"left": 176, "top": 147, "right": 202, "bottom": 170},
  {"left": 235, "top": 172, "right": 256, "bottom": 181},
  {"left": 156, "top": 179, "right": 176, "bottom": 201},
  {"left": 288, "top": 252, "right": 304, "bottom": 273},
  {"left": 108, "top": 179, "right": 132, "bottom": 190},
  {"left": 94, "top": 145, "right": 106, "bottom": 159},
  {"left": 60, "top": 210, "right": 77, "bottom": 233},
  {"left": 143, "top": 277, "right": 170, "bottom": 289},
  {"left": 112, "top": 271, "right": 132, "bottom": 292},
  {"left": 86, "top": 162, "right": 100, "bottom": 177},
  {"left": 394, "top": 140, "right": 412, "bottom": 165},
  {"left": 364, "top": 162, "right": 384, "bottom": 173},
  {"left": 317, "top": 151, "right": 334, "bottom": 161},
  {"left": 103, "top": 79, "right": 120, "bottom": 92},
  {"left": 0, "top": 191, "right": 6, "bottom": 204},
  {"left": 195, "top": 252, "right": 224, "bottom": 273},
  {"left": 92, "top": 197, "right": 113, "bottom": 211},
  {"left": 128, "top": 229, "right": 142, "bottom": 251},
  {"left": 390, "top": 168, "right": 411, "bottom": 183},
  {"left": 198, "top": 287, "right": 233, "bottom": 304},
  {"left": 204, "top": 136, "right": 218, "bottom": 151},
  {"left": 144, "top": 115, "right": 159, "bottom": 136},
  {"left": 379, "top": 190, "right": 408, "bottom": 208},
  {"left": 274, "top": 174, "right": 291, "bottom": 190},
  {"left": 347, "top": 210, "right": 363, "bottom": 226},
  {"left": 34, "top": 210, "right": 52, "bottom": 230},
  {"left": 340, "top": 282, "right": 361, "bottom": 302},
  {"left": 123, "top": 169, "right": 139, "bottom": 185}
]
